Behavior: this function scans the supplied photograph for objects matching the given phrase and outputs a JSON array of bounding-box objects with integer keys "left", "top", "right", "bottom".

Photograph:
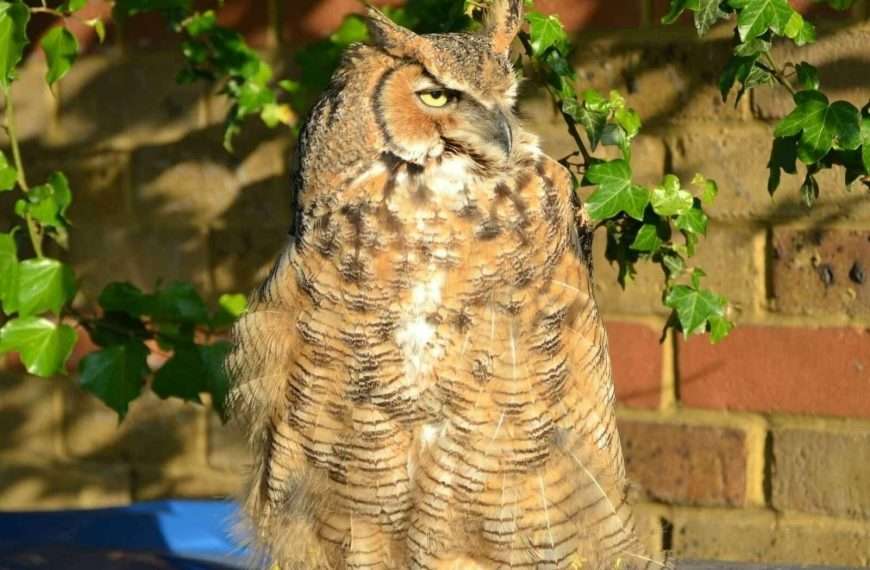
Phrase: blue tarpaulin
[{"left": 0, "top": 500, "right": 249, "bottom": 569}]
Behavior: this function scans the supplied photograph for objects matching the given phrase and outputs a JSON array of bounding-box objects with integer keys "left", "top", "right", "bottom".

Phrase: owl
[{"left": 227, "top": 2, "right": 669, "bottom": 569}]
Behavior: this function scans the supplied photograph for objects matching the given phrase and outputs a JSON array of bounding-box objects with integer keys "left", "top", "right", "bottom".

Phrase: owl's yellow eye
[{"left": 418, "top": 90, "right": 450, "bottom": 108}]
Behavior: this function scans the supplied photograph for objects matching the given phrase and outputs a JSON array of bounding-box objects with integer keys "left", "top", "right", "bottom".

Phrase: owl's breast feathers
[{"left": 228, "top": 152, "right": 665, "bottom": 569}]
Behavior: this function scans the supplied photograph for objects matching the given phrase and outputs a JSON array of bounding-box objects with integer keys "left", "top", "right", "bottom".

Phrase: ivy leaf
[
  {"left": 526, "top": 11, "right": 568, "bottom": 55},
  {"left": 149, "top": 282, "right": 209, "bottom": 324},
  {"left": 15, "top": 172, "right": 72, "bottom": 247},
  {"left": 260, "top": 102, "right": 296, "bottom": 128},
  {"left": 729, "top": 0, "right": 794, "bottom": 40},
  {"left": 79, "top": 341, "right": 149, "bottom": 419},
  {"left": 0, "top": 1, "right": 29, "bottom": 87},
  {"left": 210, "top": 292, "right": 247, "bottom": 329},
  {"left": 774, "top": 91, "right": 861, "bottom": 164},
  {"left": 42, "top": 27, "right": 79, "bottom": 87},
  {"left": 89, "top": 311, "right": 148, "bottom": 347},
  {"left": 0, "top": 150, "right": 16, "bottom": 191},
  {"left": 183, "top": 10, "right": 217, "bottom": 37},
  {"left": 0, "top": 232, "right": 17, "bottom": 313},
  {"left": 795, "top": 62, "right": 819, "bottom": 91},
  {"left": 201, "top": 341, "right": 232, "bottom": 421},
  {"left": 719, "top": 55, "right": 756, "bottom": 101},
  {"left": 0, "top": 317, "right": 77, "bottom": 376},
  {"left": 661, "top": 0, "right": 699, "bottom": 24},
  {"left": 665, "top": 284, "right": 727, "bottom": 336},
  {"left": 17, "top": 258, "right": 77, "bottom": 317},
  {"left": 692, "top": 173, "right": 719, "bottom": 203},
  {"left": 733, "top": 38, "right": 770, "bottom": 57},
  {"left": 98, "top": 282, "right": 151, "bottom": 317},
  {"left": 709, "top": 314, "right": 734, "bottom": 342},
  {"left": 651, "top": 175, "right": 693, "bottom": 216},
  {"left": 152, "top": 345, "right": 208, "bottom": 403},
  {"left": 861, "top": 113, "right": 870, "bottom": 174},
  {"left": 694, "top": 0, "right": 729, "bottom": 35},
  {"left": 663, "top": 252, "right": 686, "bottom": 278},
  {"left": 615, "top": 107, "right": 641, "bottom": 139},
  {"left": 630, "top": 223, "right": 663, "bottom": 253},
  {"left": 767, "top": 135, "right": 798, "bottom": 194},
  {"left": 800, "top": 171, "right": 819, "bottom": 206},
  {"left": 84, "top": 19, "right": 106, "bottom": 43},
  {"left": 784, "top": 11, "right": 816, "bottom": 45},
  {"left": 572, "top": 105, "right": 608, "bottom": 150},
  {"left": 61, "top": 0, "right": 88, "bottom": 13},
  {"left": 675, "top": 205, "right": 709, "bottom": 236},
  {"left": 586, "top": 160, "right": 650, "bottom": 221}
]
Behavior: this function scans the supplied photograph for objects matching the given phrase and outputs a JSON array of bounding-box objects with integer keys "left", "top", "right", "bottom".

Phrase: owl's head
[{"left": 362, "top": 0, "right": 524, "bottom": 168}]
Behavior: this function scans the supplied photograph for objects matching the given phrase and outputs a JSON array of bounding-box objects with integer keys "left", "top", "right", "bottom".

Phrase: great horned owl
[{"left": 227, "top": 2, "right": 668, "bottom": 569}]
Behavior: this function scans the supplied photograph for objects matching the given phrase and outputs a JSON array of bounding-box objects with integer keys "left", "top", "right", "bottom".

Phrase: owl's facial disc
[{"left": 374, "top": 65, "right": 514, "bottom": 168}]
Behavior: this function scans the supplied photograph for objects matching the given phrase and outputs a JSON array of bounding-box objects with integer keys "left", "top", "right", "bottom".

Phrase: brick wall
[{"left": 1, "top": 0, "right": 869, "bottom": 566}]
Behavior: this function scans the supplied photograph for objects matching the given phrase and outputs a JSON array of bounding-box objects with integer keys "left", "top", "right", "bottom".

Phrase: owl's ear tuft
[
  {"left": 485, "top": 0, "right": 523, "bottom": 56},
  {"left": 366, "top": 7, "right": 423, "bottom": 58}
]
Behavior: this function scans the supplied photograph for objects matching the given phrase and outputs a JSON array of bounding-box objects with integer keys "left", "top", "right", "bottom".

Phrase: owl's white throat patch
[
  {"left": 395, "top": 273, "right": 446, "bottom": 396},
  {"left": 424, "top": 156, "right": 474, "bottom": 202}
]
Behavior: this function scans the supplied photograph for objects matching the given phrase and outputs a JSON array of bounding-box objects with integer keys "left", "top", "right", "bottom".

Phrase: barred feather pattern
[{"left": 227, "top": 146, "right": 672, "bottom": 569}]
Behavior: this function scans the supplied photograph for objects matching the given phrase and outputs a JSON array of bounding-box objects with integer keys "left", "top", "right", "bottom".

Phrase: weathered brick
[
  {"left": 771, "top": 227, "right": 870, "bottom": 319},
  {"left": 0, "top": 56, "right": 52, "bottom": 147},
  {"left": 215, "top": 0, "right": 275, "bottom": 47},
  {"left": 209, "top": 225, "right": 288, "bottom": 294},
  {"left": 67, "top": 224, "right": 211, "bottom": 305},
  {"left": 571, "top": 31, "right": 751, "bottom": 124},
  {"left": 62, "top": 388, "right": 208, "bottom": 469},
  {"left": 604, "top": 321, "right": 663, "bottom": 409},
  {"left": 207, "top": 413, "right": 251, "bottom": 473},
  {"left": 689, "top": 223, "right": 764, "bottom": 318},
  {"left": 591, "top": 227, "right": 669, "bottom": 317},
  {"left": 52, "top": 48, "right": 203, "bottom": 150},
  {"left": 633, "top": 503, "right": 670, "bottom": 561},
  {"left": 672, "top": 507, "right": 870, "bottom": 567},
  {"left": 679, "top": 325, "right": 870, "bottom": 418},
  {"left": 752, "top": 21, "right": 870, "bottom": 120},
  {"left": 24, "top": 150, "right": 132, "bottom": 227},
  {"left": 131, "top": 128, "right": 292, "bottom": 229},
  {"left": 132, "top": 464, "right": 243, "bottom": 501},
  {"left": 0, "top": 369, "right": 62, "bottom": 460},
  {"left": 540, "top": 0, "right": 645, "bottom": 30},
  {"left": 772, "top": 419, "right": 870, "bottom": 520},
  {"left": 0, "top": 460, "right": 131, "bottom": 509},
  {"left": 668, "top": 122, "right": 870, "bottom": 221},
  {"left": 618, "top": 419, "right": 748, "bottom": 507}
]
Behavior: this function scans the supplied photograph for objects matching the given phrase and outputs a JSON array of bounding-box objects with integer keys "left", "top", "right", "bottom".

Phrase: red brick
[
  {"left": 214, "top": 0, "right": 273, "bottom": 48},
  {"left": 535, "top": 0, "right": 644, "bottom": 31},
  {"left": 618, "top": 419, "right": 748, "bottom": 507},
  {"left": 771, "top": 228, "right": 870, "bottom": 319},
  {"left": 679, "top": 325, "right": 870, "bottom": 418},
  {"left": 605, "top": 321, "right": 663, "bottom": 409},
  {"left": 790, "top": 0, "right": 855, "bottom": 20}
]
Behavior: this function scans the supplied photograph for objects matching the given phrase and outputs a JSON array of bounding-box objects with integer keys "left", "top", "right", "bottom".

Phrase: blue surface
[{"left": 0, "top": 500, "right": 248, "bottom": 566}]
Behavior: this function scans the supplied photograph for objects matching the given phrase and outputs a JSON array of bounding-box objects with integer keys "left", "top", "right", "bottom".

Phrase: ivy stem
[
  {"left": 2, "top": 85, "right": 44, "bottom": 258},
  {"left": 516, "top": 31, "right": 592, "bottom": 167},
  {"left": 761, "top": 52, "right": 796, "bottom": 96}
]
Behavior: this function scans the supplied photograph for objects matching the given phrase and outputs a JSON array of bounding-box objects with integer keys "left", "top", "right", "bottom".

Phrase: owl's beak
[{"left": 493, "top": 110, "right": 513, "bottom": 156}]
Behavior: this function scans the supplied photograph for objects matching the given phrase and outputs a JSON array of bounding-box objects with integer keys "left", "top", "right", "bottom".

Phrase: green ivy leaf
[
  {"left": 630, "top": 223, "right": 663, "bottom": 253},
  {"left": 526, "top": 11, "right": 568, "bottom": 56},
  {"left": 16, "top": 172, "right": 72, "bottom": 247},
  {"left": 0, "top": 317, "right": 77, "bottom": 376},
  {"left": 861, "top": 113, "right": 870, "bottom": 174},
  {"left": 692, "top": 173, "right": 719, "bottom": 203},
  {"left": 79, "top": 341, "right": 149, "bottom": 419},
  {"left": 615, "top": 106, "right": 641, "bottom": 139},
  {"left": 585, "top": 160, "right": 650, "bottom": 221},
  {"left": 774, "top": 91, "right": 861, "bottom": 164},
  {"left": 719, "top": 55, "right": 756, "bottom": 101},
  {"left": 183, "top": 10, "right": 216, "bottom": 37},
  {"left": 17, "top": 258, "right": 76, "bottom": 317},
  {"left": 90, "top": 311, "right": 148, "bottom": 347},
  {"left": 149, "top": 282, "right": 209, "bottom": 324},
  {"left": 729, "top": 0, "right": 794, "bottom": 41},
  {"left": 201, "top": 341, "right": 232, "bottom": 421},
  {"left": 662, "top": 252, "right": 686, "bottom": 278},
  {"left": 733, "top": 38, "right": 770, "bottom": 57},
  {"left": 210, "top": 292, "right": 247, "bottom": 329},
  {"left": 99, "top": 282, "right": 151, "bottom": 317},
  {"left": 0, "top": 1, "right": 30, "bottom": 88},
  {"left": 330, "top": 14, "right": 368, "bottom": 45},
  {"left": 152, "top": 345, "right": 208, "bottom": 402},
  {"left": 61, "top": 0, "right": 88, "bottom": 13},
  {"left": 800, "top": 171, "right": 819, "bottom": 206},
  {"left": 694, "top": 0, "right": 729, "bottom": 35},
  {"left": 665, "top": 284, "right": 727, "bottom": 336},
  {"left": 795, "top": 62, "right": 819, "bottom": 91},
  {"left": 42, "top": 27, "right": 79, "bottom": 87},
  {"left": 675, "top": 205, "right": 709, "bottom": 236},
  {"left": 709, "top": 314, "right": 734, "bottom": 342},
  {"left": 0, "top": 150, "right": 16, "bottom": 191},
  {"left": 661, "top": 0, "right": 699, "bottom": 24},
  {"left": 0, "top": 232, "right": 18, "bottom": 313},
  {"left": 767, "top": 135, "right": 798, "bottom": 194},
  {"left": 783, "top": 12, "right": 816, "bottom": 45},
  {"left": 651, "top": 175, "right": 694, "bottom": 216}
]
